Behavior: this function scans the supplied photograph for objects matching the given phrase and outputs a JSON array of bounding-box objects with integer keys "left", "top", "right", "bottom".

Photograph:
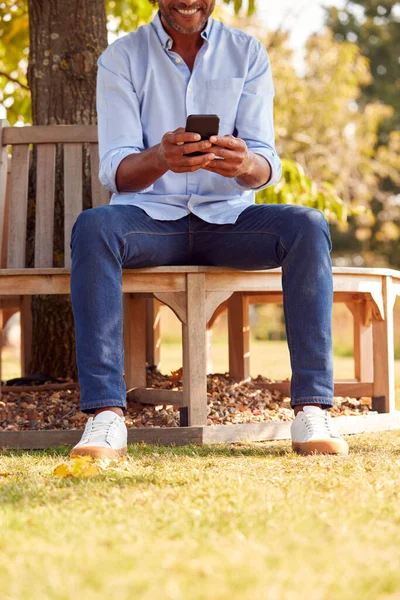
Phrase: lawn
[
  {"left": 2, "top": 342, "right": 400, "bottom": 598},
  {"left": 2, "top": 434, "right": 400, "bottom": 599}
]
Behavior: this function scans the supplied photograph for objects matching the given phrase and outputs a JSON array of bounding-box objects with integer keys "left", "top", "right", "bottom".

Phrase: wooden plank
[
  {"left": 2, "top": 382, "right": 79, "bottom": 393},
  {"left": 254, "top": 381, "right": 374, "bottom": 397},
  {"left": 90, "top": 143, "right": 110, "bottom": 208},
  {"left": 64, "top": 143, "right": 82, "bottom": 269},
  {"left": 20, "top": 295, "right": 32, "bottom": 377},
  {"left": 123, "top": 294, "right": 147, "bottom": 389},
  {"left": 127, "top": 387, "right": 184, "bottom": 406},
  {"left": 228, "top": 292, "right": 250, "bottom": 380},
  {"left": 0, "top": 156, "right": 10, "bottom": 268},
  {"left": 0, "top": 426, "right": 203, "bottom": 449},
  {"left": 347, "top": 301, "right": 374, "bottom": 382},
  {"left": 35, "top": 143, "right": 56, "bottom": 267},
  {"left": 0, "top": 274, "right": 71, "bottom": 295},
  {"left": 3, "top": 124, "right": 98, "bottom": 145},
  {"left": 145, "top": 298, "right": 161, "bottom": 368},
  {"left": 0, "top": 272, "right": 187, "bottom": 295},
  {"left": 372, "top": 276, "right": 396, "bottom": 413},
  {"left": 182, "top": 272, "right": 208, "bottom": 426},
  {"left": 202, "top": 412, "right": 400, "bottom": 444},
  {"left": 0, "top": 295, "right": 21, "bottom": 309},
  {"left": 7, "top": 144, "right": 30, "bottom": 268},
  {"left": 0, "top": 120, "right": 10, "bottom": 269}
]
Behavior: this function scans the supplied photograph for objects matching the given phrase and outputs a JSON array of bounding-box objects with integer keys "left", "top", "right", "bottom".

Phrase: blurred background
[{"left": 1, "top": 0, "right": 399, "bottom": 389}]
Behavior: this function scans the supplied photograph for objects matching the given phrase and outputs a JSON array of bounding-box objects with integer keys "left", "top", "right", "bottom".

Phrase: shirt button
[
  {"left": 175, "top": 57, "right": 181, "bottom": 64},
  {"left": 188, "top": 87, "right": 192, "bottom": 93}
]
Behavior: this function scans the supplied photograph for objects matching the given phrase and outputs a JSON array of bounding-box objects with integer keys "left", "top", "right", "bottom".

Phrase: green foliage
[
  {"left": 325, "top": 0, "right": 400, "bottom": 140},
  {"left": 324, "top": 1, "right": 400, "bottom": 265},
  {"left": 256, "top": 159, "right": 356, "bottom": 224},
  {"left": 0, "top": 0, "right": 31, "bottom": 124},
  {"left": 106, "top": 0, "right": 154, "bottom": 33}
]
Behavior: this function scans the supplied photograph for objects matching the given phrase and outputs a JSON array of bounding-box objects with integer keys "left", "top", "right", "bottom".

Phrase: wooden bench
[{"left": 1, "top": 121, "right": 400, "bottom": 449}]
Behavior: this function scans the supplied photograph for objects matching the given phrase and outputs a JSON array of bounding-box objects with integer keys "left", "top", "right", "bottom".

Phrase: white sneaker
[
  {"left": 70, "top": 410, "right": 128, "bottom": 459},
  {"left": 291, "top": 405, "right": 349, "bottom": 455}
]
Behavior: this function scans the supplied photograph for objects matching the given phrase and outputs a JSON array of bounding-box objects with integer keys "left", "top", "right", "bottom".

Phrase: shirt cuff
[
  {"left": 99, "top": 147, "right": 155, "bottom": 194},
  {"left": 234, "top": 149, "right": 282, "bottom": 192}
]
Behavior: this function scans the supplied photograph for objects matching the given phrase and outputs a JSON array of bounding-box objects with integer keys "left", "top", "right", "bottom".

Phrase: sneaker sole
[
  {"left": 70, "top": 446, "right": 128, "bottom": 459},
  {"left": 292, "top": 439, "right": 349, "bottom": 456}
]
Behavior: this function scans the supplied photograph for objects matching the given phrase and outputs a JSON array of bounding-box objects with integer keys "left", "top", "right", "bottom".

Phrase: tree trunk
[{"left": 26, "top": 0, "right": 107, "bottom": 379}]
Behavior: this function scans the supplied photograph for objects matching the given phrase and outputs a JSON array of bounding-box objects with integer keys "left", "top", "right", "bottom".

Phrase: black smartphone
[{"left": 185, "top": 114, "right": 220, "bottom": 157}]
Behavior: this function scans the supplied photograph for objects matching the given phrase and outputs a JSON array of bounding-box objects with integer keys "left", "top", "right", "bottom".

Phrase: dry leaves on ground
[{"left": 1, "top": 367, "right": 374, "bottom": 432}]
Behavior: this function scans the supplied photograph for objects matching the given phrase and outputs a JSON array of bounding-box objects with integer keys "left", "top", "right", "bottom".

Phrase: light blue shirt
[{"left": 97, "top": 10, "right": 282, "bottom": 224}]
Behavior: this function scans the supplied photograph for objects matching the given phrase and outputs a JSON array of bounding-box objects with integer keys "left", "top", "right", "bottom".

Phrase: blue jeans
[{"left": 70, "top": 203, "right": 334, "bottom": 414}]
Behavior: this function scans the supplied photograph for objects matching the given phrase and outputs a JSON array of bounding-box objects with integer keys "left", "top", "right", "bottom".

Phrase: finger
[
  {"left": 209, "top": 134, "right": 243, "bottom": 150},
  {"left": 184, "top": 152, "right": 216, "bottom": 166},
  {"left": 203, "top": 161, "right": 233, "bottom": 175},
  {"left": 174, "top": 131, "right": 202, "bottom": 145},
  {"left": 181, "top": 140, "right": 213, "bottom": 155},
  {"left": 210, "top": 146, "right": 240, "bottom": 161}
]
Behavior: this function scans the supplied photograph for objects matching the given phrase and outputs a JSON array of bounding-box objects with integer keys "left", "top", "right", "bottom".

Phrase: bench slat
[
  {"left": 90, "top": 143, "right": 110, "bottom": 208},
  {"left": 35, "top": 144, "right": 56, "bottom": 267},
  {"left": 0, "top": 120, "right": 10, "bottom": 268},
  {"left": 8, "top": 144, "right": 30, "bottom": 268},
  {"left": 64, "top": 143, "right": 82, "bottom": 268},
  {"left": 3, "top": 125, "right": 98, "bottom": 145}
]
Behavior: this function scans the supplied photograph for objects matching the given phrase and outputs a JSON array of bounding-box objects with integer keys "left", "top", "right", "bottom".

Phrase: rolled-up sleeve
[
  {"left": 234, "top": 40, "right": 282, "bottom": 191},
  {"left": 96, "top": 43, "right": 154, "bottom": 194}
]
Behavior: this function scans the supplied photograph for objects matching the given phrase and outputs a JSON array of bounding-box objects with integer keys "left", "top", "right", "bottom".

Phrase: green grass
[
  {"left": 2, "top": 435, "right": 400, "bottom": 599},
  {"left": 3, "top": 344, "right": 400, "bottom": 597}
]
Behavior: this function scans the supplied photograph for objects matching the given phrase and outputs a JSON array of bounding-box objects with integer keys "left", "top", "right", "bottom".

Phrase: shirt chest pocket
[{"left": 206, "top": 78, "right": 244, "bottom": 127}]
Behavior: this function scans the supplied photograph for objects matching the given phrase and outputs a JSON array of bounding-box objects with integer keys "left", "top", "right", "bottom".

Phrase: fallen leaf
[{"left": 54, "top": 463, "right": 72, "bottom": 478}]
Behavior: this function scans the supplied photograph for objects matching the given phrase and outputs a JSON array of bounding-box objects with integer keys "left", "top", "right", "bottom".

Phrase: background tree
[
  {"left": 24, "top": 0, "right": 107, "bottom": 379},
  {"left": 325, "top": 0, "right": 400, "bottom": 267}
]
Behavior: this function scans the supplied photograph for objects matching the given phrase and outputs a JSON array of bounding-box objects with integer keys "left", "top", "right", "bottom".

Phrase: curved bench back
[{"left": 0, "top": 121, "right": 110, "bottom": 269}]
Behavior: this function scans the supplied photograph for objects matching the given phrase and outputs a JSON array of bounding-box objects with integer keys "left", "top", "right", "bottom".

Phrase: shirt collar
[{"left": 151, "top": 9, "right": 213, "bottom": 50}]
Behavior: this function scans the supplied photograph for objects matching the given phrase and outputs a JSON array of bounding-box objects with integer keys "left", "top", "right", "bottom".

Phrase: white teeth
[{"left": 177, "top": 9, "right": 198, "bottom": 15}]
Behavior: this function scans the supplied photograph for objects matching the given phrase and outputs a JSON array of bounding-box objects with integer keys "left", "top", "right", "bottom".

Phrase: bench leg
[
  {"left": 206, "top": 327, "right": 213, "bottom": 375},
  {"left": 123, "top": 294, "right": 147, "bottom": 389},
  {"left": 182, "top": 273, "right": 207, "bottom": 426},
  {"left": 145, "top": 298, "right": 161, "bottom": 370},
  {"left": 228, "top": 292, "right": 250, "bottom": 380},
  {"left": 346, "top": 301, "right": 374, "bottom": 382},
  {"left": 20, "top": 296, "right": 32, "bottom": 376},
  {"left": 372, "top": 277, "right": 396, "bottom": 413}
]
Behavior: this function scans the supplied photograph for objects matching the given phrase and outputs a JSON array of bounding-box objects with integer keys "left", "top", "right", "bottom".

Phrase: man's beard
[{"left": 158, "top": 1, "right": 215, "bottom": 34}]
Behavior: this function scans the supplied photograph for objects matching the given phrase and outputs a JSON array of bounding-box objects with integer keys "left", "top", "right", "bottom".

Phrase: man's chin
[{"left": 164, "top": 11, "right": 208, "bottom": 34}]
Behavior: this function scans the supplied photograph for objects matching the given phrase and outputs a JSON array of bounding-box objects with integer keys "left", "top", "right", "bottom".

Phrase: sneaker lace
[
  {"left": 81, "top": 417, "right": 120, "bottom": 444},
  {"left": 304, "top": 411, "right": 333, "bottom": 437}
]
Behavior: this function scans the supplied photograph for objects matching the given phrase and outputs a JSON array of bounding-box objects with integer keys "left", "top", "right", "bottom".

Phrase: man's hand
[
  {"left": 202, "top": 135, "right": 252, "bottom": 178},
  {"left": 158, "top": 127, "right": 216, "bottom": 173}
]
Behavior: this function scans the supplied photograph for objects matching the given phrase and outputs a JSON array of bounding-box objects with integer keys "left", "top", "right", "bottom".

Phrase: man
[{"left": 69, "top": 0, "right": 349, "bottom": 458}]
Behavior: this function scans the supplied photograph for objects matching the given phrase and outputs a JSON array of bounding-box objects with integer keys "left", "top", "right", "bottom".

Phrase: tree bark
[{"left": 26, "top": 0, "right": 107, "bottom": 379}]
